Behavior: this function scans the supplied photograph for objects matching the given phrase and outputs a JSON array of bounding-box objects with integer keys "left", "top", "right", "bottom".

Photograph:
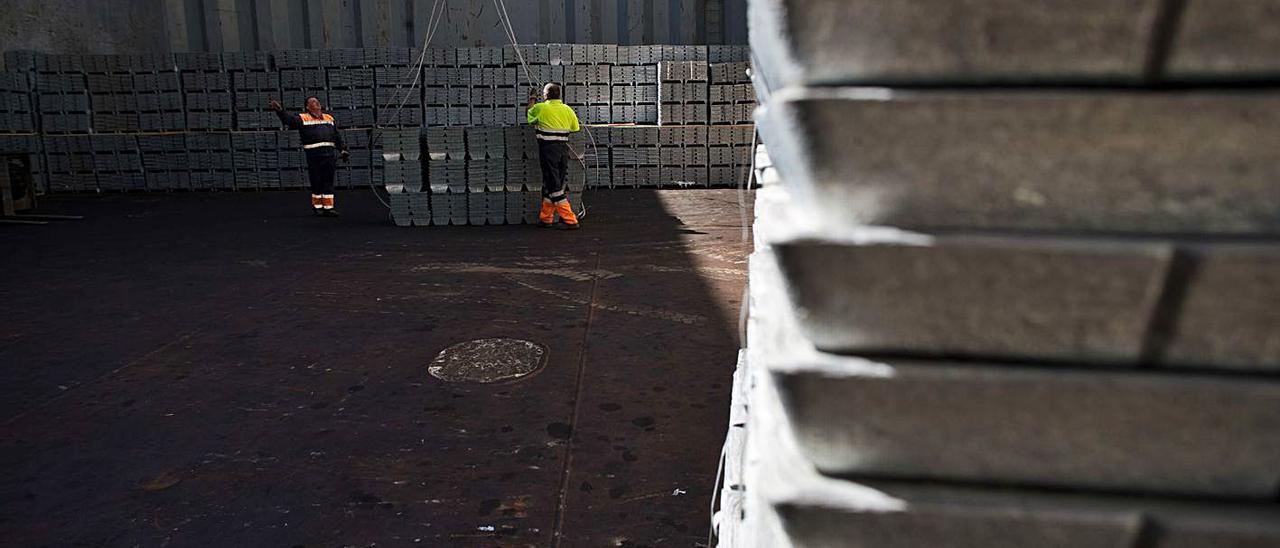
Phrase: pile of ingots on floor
[
  {"left": 379, "top": 122, "right": 755, "bottom": 226},
  {"left": 717, "top": 0, "right": 1280, "bottom": 546},
  {"left": 0, "top": 45, "right": 757, "bottom": 198}
]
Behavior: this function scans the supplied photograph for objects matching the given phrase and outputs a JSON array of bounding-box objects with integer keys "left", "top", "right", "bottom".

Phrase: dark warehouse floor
[{"left": 0, "top": 188, "right": 751, "bottom": 547}]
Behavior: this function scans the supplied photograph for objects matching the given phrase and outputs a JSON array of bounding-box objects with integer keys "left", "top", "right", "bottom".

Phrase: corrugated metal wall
[{"left": 164, "top": 0, "right": 748, "bottom": 53}]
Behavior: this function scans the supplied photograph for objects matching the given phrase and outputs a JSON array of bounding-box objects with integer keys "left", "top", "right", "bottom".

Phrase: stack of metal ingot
[
  {"left": 721, "top": 0, "right": 1280, "bottom": 545},
  {"left": 6, "top": 45, "right": 759, "bottom": 194},
  {"left": 228, "top": 52, "right": 279, "bottom": 131}
]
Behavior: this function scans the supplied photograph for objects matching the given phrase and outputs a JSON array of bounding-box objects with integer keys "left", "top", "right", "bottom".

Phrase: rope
[
  {"left": 493, "top": 0, "right": 539, "bottom": 93},
  {"left": 492, "top": 0, "right": 594, "bottom": 218},
  {"left": 367, "top": 0, "right": 445, "bottom": 211}
]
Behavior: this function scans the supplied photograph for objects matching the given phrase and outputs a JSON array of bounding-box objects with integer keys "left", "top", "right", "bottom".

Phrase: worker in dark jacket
[
  {"left": 525, "top": 82, "right": 581, "bottom": 229},
  {"left": 270, "top": 97, "right": 349, "bottom": 216}
]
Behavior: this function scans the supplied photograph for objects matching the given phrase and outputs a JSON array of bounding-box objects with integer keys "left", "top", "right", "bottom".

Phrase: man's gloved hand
[
  {"left": 340, "top": 150, "right": 350, "bottom": 162},
  {"left": 268, "top": 99, "right": 282, "bottom": 112}
]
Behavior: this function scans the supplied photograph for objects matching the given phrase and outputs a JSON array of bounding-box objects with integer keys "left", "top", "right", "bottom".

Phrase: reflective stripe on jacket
[
  {"left": 278, "top": 110, "right": 347, "bottom": 153},
  {"left": 527, "top": 99, "right": 580, "bottom": 142}
]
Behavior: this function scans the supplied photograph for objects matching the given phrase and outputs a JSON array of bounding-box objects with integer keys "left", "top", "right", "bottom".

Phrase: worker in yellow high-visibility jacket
[{"left": 525, "top": 83, "right": 581, "bottom": 229}]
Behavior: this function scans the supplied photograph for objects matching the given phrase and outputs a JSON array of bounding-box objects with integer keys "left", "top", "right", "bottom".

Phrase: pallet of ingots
[
  {"left": 468, "top": 67, "right": 518, "bottom": 127},
  {"left": 182, "top": 75, "right": 234, "bottom": 130},
  {"left": 423, "top": 127, "right": 465, "bottom": 160},
  {"left": 466, "top": 158, "right": 506, "bottom": 225},
  {"left": 456, "top": 47, "right": 504, "bottom": 68},
  {"left": 378, "top": 128, "right": 422, "bottom": 192},
  {"left": 660, "top": 103, "right": 709, "bottom": 126},
  {"left": 277, "top": 52, "right": 325, "bottom": 119},
  {"left": 325, "top": 61, "right": 376, "bottom": 129},
  {"left": 333, "top": 127, "right": 372, "bottom": 189},
  {"left": 505, "top": 154, "right": 538, "bottom": 184},
  {"left": 503, "top": 44, "right": 550, "bottom": 66},
  {"left": 422, "top": 47, "right": 456, "bottom": 67},
  {"left": 657, "top": 126, "right": 709, "bottom": 188},
  {"left": 231, "top": 131, "right": 280, "bottom": 190},
  {"left": 389, "top": 191, "right": 412, "bottom": 226},
  {"left": 581, "top": 44, "right": 620, "bottom": 65},
  {"left": 568, "top": 128, "right": 610, "bottom": 190},
  {"left": 426, "top": 156, "right": 466, "bottom": 191},
  {"left": 561, "top": 64, "right": 611, "bottom": 124},
  {"left": 175, "top": 53, "right": 233, "bottom": 131},
  {"left": 608, "top": 126, "right": 660, "bottom": 188},
  {"left": 34, "top": 57, "right": 92, "bottom": 134},
  {"left": 275, "top": 130, "right": 306, "bottom": 189},
  {"left": 138, "top": 133, "right": 188, "bottom": 190},
  {"left": 504, "top": 130, "right": 541, "bottom": 218},
  {"left": 659, "top": 45, "right": 708, "bottom": 63},
  {"left": 278, "top": 65, "right": 325, "bottom": 90},
  {"left": 184, "top": 131, "right": 234, "bottom": 190},
  {"left": 89, "top": 133, "right": 144, "bottom": 191},
  {"left": 325, "top": 88, "right": 376, "bottom": 128},
  {"left": 485, "top": 182, "right": 508, "bottom": 225},
  {"left": 376, "top": 127, "right": 420, "bottom": 156},
  {"left": 423, "top": 69, "right": 472, "bottom": 126},
  {"left": 220, "top": 51, "right": 268, "bottom": 73},
  {"left": 710, "top": 62, "right": 751, "bottom": 85},
  {"left": 278, "top": 64, "right": 327, "bottom": 128},
  {"left": 707, "top": 125, "right": 755, "bottom": 187},
  {"left": 547, "top": 44, "right": 573, "bottom": 66},
  {"left": 373, "top": 66, "right": 423, "bottom": 127},
  {"left": 326, "top": 65, "right": 375, "bottom": 89},
  {"left": 0, "top": 72, "right": 35, "bottom": 132},
  {"left": 659, "top": 60, "right": 710, "bottom": 82},
  {"left": 388, "top": 190, "right": 431, "bottom": 227},
  {"left": 4, "top": 50, "right": 39, "bottom": 72},
  {"left": 427, "top": 175, "right": 468, "bottom": 226},
  {"left": 503, "top": 125, "right": 537, "bottom": 159},
  {"left": 564, "top": 64, "right": 610, "bottom": 86},
  {"left": 319, "top": 48, "right": 371, "bottom": 69},
  {"left": 363, "top": 47, "right": 415, "bottom": 68},
  {"left": 382, "top": 154, "right": 423, "bottom": 193},
  {"left": 617, "top": 45, "right": 662, "bottom": 66},
  {"left": 42, "top": 134, "right": 97, "bottom": 192},
  {"left": 709, "top": 62, "right": 755, "bottom": 125},
  {"left": 226, "top": 52, "right": 279, "bottom": 131},
  {"left": 502, "top": 180, "right": 537, "bottom": 225},
  {"left": 658, "top": 61, "right": 710, "bottom": 125},
  {"left": 280, "top": 89, "right": 329, "bottom": 118},
  {"left": 132, "top": 58, "right": 184, "bottom": 132},
  {"left": 567, "top": 98, "right": 611, "bottom": 125},
  {"left": 465, "top": 127, "right": 506, "bottom": 160},
  {"left": 86, "top": 62, "right": 139, "bottom": 133},
  {"left": 608, "top": 64, "right": 657, "bottom": 123},
  {"left": 707, "top": 45, "right": 750, "bottom": 64},
  {"left": 516, "top": 65, "right": 563, "bottom": 94},
  {"left": 272, "top": 49, "right": 321, "bottom": 70}
]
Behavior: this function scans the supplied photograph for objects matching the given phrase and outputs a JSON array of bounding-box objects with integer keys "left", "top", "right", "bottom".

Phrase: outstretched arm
[{"left": 270, "top": 100, "right": 302, "bottom": 129}]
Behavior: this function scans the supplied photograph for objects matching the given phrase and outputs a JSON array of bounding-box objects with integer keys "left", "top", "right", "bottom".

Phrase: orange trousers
[{"left": 539, "top": 198, "right": 578, "bottom": 225}]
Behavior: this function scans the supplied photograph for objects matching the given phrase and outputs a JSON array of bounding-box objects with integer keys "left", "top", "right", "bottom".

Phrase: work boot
[
  {"left": 312, "top": 208, "right": 324, "bottom": 217},
  {"left": 564, "top": 222, "right": 580, "bottom": 230},
  {"left": 537, "top": 221, "right": 554, "bottom": 228},
  {"left": 323, "top": 208, "right": 340, "bottom": 217}
]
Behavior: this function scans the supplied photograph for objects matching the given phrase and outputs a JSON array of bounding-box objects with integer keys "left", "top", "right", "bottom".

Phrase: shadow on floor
[{"left": 0, "top": 187, "right": 751, "bottom": 547}]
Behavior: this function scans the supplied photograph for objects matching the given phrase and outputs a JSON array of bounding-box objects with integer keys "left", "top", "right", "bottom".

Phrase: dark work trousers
[
  {"left": 306, "top": 151, "right": 337, "bottom": 195},
  {"left": 537, "top": 140, "right": 570, "bottom": 202}
]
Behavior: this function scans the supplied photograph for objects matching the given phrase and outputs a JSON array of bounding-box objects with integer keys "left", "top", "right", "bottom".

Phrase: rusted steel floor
[{"left": 0, "top": 188, "right": 752, "bottom": 547}]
